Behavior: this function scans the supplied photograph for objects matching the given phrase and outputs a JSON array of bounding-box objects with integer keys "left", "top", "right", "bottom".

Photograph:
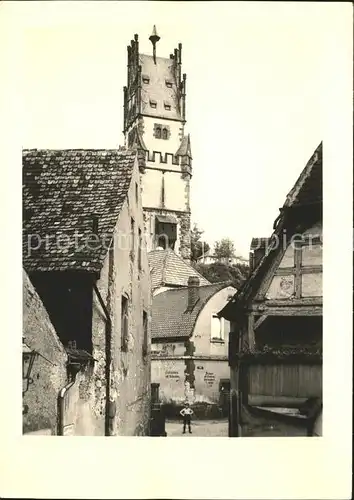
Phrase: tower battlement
[
  {"left": 141, "top": 150, "right": 191, "bottom": 172},
  {"left": 123, "top": 27, "right": 192, "bottom": 261}
]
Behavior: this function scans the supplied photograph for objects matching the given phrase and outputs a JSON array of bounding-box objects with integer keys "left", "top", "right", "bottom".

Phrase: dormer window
[
  {"left": 142, "top": 75, "right": 150, "bottom": 84},
  {"left": 165, "top": 79, "right": 173, "bottom": 88},
  {"left": 150, "top": 99, "right": 157, "bottom": 109},
  {"left": 164, "top": 101, "right": 171, "bottom": 111}
]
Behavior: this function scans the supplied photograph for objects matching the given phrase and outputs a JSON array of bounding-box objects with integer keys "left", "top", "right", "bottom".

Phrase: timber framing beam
[
  {"left": 250, "top": 306, "right": 322, "bottom": 316},
  {"left": 294, "top": 247, "right": 302, "bottom": 298},
  {"left": 275, "top": 265, "right": 322, "bottom": 276},
  {"left": 254, "top": 314, "right": 268, "bottom": 330},
  {"left": 151, "top": 355, "right": 228, "bottom": 361},
  {"left": 247, "top": 314, "right": 255, "bottom": 349},
  {"left": 253, "top": 297, "right": 322, "bottom": 307}
]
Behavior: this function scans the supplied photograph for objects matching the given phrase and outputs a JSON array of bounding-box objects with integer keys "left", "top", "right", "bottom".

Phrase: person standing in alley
[{"left": 180, "top": 402, "right": 193, "bottom": 434}]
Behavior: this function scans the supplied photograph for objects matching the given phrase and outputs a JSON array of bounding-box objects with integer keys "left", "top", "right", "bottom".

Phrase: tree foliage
[
  {"left": 190, "top": 229, "right": 249, "bottom": 289},
  {"left": 190, "top": 223, "right": 210, "bottom": 262},
  {"left": 214, "top": 238, "right": 236, "bottom": 260},
  {"left": 194, "top": 262, "right": 249, "bottom": 290}
]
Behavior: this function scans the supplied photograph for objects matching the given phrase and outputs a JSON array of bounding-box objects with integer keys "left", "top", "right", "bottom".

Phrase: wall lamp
[{"left": 22, "top": 337, "right": 38, "bottom": 395}]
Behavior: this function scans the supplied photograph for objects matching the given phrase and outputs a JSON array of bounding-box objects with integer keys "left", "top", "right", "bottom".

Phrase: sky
[{"left": 12, "top": 1, "right": 331, "bottom": 257}]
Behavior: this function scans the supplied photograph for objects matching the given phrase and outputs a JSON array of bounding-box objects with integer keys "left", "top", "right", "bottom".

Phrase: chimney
[{"left": 188, "top": 276, "right": 200, "bottom": 309}]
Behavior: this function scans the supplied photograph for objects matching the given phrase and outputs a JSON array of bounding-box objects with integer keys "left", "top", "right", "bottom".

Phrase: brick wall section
[
  {"left": 23, "top": 271, "right": 67, "bottom": 434},
  {"left": 178, "top": 212, "right": 191, "bottom": 260}
]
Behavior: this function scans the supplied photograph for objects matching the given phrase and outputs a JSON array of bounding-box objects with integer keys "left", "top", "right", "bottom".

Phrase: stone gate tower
[{"left": 123, "top": 26, "right": 192, "bottom": 260}]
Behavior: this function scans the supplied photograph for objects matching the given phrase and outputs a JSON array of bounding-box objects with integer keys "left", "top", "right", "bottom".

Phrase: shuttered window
[
  {"left": 121, "top": 295, "right": 129, "bottom": 351},
  {"left": 142, "top": 310, "right": 148, "bottom": 359}
]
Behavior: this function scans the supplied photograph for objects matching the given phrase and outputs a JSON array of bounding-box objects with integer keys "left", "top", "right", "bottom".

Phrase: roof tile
[
  {"left": 23, "top": 149, "right": 136, "bottom": 273},
  {"left": 148, "top": 249, "right": 210, "bottom": 289},
  {"left": 152, "top": 283, "right": 233, "bottom": 339}
]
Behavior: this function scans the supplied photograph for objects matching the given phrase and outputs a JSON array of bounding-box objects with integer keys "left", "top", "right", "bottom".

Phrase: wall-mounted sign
[
  {"left": 165, "top": 370, "right": 180, "bottom": 380},
  {"left": 204, "top": 372, "right": 216, "bottom": 386}
]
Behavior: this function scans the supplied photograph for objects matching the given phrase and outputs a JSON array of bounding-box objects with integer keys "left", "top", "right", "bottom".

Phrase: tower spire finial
[{"left": 149, "top": 25, "right": 160, "bottom": 64}]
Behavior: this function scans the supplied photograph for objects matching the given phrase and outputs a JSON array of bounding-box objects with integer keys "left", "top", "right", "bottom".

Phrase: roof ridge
[
  {"left": 283, "top": 142, "right": 322, "bottom": 209},
  {"left": 155, "top": 281, "right": 234, "bottom": 296},
  {"left": 22, "top": 148, "right": 136, "bottom": 155}
]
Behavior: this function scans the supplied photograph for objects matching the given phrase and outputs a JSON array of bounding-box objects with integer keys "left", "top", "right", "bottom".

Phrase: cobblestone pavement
[{"left": 165, "top": 419, "right": 228, "bottom": 437}]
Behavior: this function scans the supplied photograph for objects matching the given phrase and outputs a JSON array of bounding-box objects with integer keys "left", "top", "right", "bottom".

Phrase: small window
[
  {"left": 150, "top": 99, "right": 157, "bottom": 109},
  {"left": 138, "top": 228, "right": 142, "bottom": 270},
  {"left": 142, "top": 75, "right": 150, "bottom": 84},
  {"left": 165, "top": 80, "right": 172, "bottom": 88},
  {"left": 162, "top": 128, "right": 168, "bottom": 140},
  {"left": 142, "top": 310, "right": 148, "bottom": 358},
  {"left": 121, "top": 296, "right": 129, "bottom": 351},
  {"left": 135, "top": 182, "right": 139, "bottom": 203},
  {"left": 131, "top": 217, "right": 135, "bottom": 257},
  {"left": 211, "top": 314, "right": 224, "bottom": 341},
  {"left": 155, "top": 127, "right": 161, "bottom": 139},
  {"left": 164, "top": 102, "right": 171, "bottom": 111}
]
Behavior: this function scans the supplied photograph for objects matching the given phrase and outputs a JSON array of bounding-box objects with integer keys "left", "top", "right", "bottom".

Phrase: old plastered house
[
  {"left": 123, "top": 27, "right": 192, "bottom": 260},
  {"left": 151, "top": 275, "right": 236, "bottom": 414},
  {"left": 220, "top": 142, "right": 323, "bottom": 437},
  {"left": 22, "top": 148, "right": 152, "bottom": 436}
]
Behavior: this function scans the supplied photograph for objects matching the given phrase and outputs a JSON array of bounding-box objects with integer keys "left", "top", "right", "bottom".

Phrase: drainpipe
[
  {"left": 57, "top": 362, "right": 81, "bottom": 436},
  {"left": 93, "top": 283, "right": 112, "bottom": 436}
]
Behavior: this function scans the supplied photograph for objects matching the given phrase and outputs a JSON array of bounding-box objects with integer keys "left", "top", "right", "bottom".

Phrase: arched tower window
[
  {"left": 162, "top": 128, "right": 168, "bottom": 140},
  {"left": 155, "top": 127, "right": 161, "bottom": 139}
]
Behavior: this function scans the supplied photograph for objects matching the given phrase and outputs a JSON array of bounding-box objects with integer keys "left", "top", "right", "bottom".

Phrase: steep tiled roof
[
  {"left": 140, "top": 54, "right": 181, "bottom": 121},
  {"left": 23, "top": 149, "right": 136, "bottom": 273},
  {"left": 219, "top": 142, "right": 323, "bottom": 320},
  {"left": 152, "top": 283, "right": 233, "bottom": 339},
  {"left": 148, "top": 249, "right": 211, "bottom": 290}
]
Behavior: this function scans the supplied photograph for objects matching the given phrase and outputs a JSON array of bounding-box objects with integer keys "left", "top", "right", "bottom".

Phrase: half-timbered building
[{"left": 220, "top": 142, "right": 323, "bottom": 437}]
